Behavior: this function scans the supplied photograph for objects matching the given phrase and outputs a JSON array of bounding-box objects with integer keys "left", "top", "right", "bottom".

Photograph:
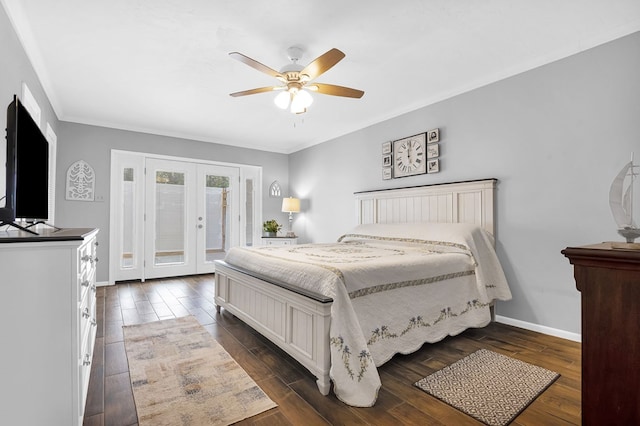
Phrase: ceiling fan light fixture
[
  {"left": 297, "top": 89, "right": 313, "bottom": 107},
  {"left": 274, "top": 91, "right": 291, "bottom": 109},
  {"left": 229, "top": 46, "right": 364, "bottom": 113},
  {"left": 290, "top": 89, "right": 313, "bottom": 114}
]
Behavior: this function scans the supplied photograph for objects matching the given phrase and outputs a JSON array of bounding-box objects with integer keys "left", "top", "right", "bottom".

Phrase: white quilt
[{"left": 223, "top": 223, "right": 512, "bottom": 407}]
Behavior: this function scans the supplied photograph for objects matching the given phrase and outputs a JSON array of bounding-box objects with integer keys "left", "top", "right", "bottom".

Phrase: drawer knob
[
  {"left": 81, "top": 280, "right": 90, "bottom": 287},
  {"left": 91, "top": 318, "right": 97, "bottom": 326},
  {"left": 82, "top": 307, "right": 90, "bottom": 318},
  {"left": 83, "top": 354, "right": 91, "bottom": 366},
  {"left": 81, "top": 254, "right": 91, "bottom": 262}
]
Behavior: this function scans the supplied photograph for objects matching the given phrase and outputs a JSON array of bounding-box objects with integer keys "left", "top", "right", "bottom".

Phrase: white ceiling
[{"left": 3, "top": 1, "right": 640, "bottom": 154}]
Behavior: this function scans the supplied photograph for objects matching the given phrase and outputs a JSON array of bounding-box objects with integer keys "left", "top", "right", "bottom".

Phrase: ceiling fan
[{"left": 229, "top": 46, "right": 364, "bottom": 114}]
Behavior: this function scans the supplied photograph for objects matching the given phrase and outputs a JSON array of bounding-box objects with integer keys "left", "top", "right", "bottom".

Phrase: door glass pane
[
  {"left": 121, "top": 167, "right": 135, "bottom": 268},
  {"left": 205, "top": 174, "right": 230, "bottom": 262},
  {"left": 245, "top": 178, "right": 254, "bottom": 246},
  {"left": 155, "top": 171, "right": 185, "bottom": 265}
]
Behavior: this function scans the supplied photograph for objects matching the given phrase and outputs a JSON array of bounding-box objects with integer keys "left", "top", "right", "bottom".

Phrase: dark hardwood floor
[{"left": 82, "top": 275, "right": 581, "bottom": 426}]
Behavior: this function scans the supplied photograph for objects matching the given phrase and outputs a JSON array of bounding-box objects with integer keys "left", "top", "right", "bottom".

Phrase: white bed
[{"left": 214, "top": 179, "right": 511, "bottom": 406}]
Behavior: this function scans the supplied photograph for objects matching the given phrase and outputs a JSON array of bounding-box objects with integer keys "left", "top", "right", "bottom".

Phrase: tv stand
[
  {"left": 0, "top": 221, "right": 39, "bottom": 235},
  {"left": 0, "top": 220, "right": 60, "bottom": 236},
  {"left": 0, "top": 228, "right": 99, "bottom": 425},
  {"left": 25, "top": 220, "right": 61, "bottom": 231}
]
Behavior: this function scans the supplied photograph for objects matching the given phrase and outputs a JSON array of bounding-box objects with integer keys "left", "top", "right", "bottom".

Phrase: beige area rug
[
  {"left": 414, "top": 349, "right": 559, "bottom": 426},
  {"left": 123, "top": 316, "right": 277, "bottom": 426}
]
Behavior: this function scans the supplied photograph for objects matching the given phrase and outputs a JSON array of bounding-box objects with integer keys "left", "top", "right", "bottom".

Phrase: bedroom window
[
  {"left": 153, "top": 169, "right": 187, "bottom": 266},
  {"left": 204, "top": 174, "right": 231, "bottom": 262},
  {"left": 121, "top": 167, "right": 136, "bottom": 268},
  {"left": 245, "top": 178, "right": 254, "bottom": 246}
]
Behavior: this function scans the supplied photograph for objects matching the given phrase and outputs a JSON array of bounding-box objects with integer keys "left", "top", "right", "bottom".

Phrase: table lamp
[{"left": 281, "top": 197, "right": 300, "bottom": 237}]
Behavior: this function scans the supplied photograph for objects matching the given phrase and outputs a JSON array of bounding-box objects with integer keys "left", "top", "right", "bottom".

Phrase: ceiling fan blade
[
  {"left": 309, "top": 83, "right": 364, "bottom": 98},
  {"left": 300, "top": 48, "right": 345, "bottom": 81},
  {"left": 230, "top": 86, "right": 281, "bottom": 97},
  {"left": 229, "top": 52, "right": 283, "bottom": 80}
]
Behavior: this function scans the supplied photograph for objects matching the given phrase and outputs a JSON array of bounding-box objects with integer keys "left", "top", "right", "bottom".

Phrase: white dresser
[{"left": 0, "top": 228, "right": 99, "bottom": 426}]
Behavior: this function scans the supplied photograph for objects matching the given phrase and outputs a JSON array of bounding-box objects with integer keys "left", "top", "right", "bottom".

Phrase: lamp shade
[
  {"left": 290, "top": 89, "right": 313, "bottom": 114},
  {"left": 281, "top": 197, "right": 300, "bottom": 213}
]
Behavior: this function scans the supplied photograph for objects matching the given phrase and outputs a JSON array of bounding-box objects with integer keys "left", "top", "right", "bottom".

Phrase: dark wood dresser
[{"left": 562, "top": 243, "right": 640, "bottom": 425}]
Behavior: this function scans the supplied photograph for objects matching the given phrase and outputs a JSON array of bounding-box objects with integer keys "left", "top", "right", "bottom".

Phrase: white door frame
[{"left": 109, "top": 150, "right": 262, "bottom": 285}]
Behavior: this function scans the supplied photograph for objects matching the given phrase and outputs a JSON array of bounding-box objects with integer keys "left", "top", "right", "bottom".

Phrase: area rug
[
  {"left": 414, "top": 349, "right": 559, "bottom": 426},
  {"left": 123, "top": 316, "right": 277, "bottom": 426}
]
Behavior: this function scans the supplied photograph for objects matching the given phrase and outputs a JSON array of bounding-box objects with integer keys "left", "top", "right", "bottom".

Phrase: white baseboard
[{"left": 495, "top": 315, "right": 581, "bottom": 343}]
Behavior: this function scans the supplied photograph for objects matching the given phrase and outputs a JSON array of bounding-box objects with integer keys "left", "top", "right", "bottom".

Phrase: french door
[
  {"left": 109, "top": 150, "right": 260, "bottom": 284},
  {"left": 144, "top": 159, "right": 239, "bottom": 279}
]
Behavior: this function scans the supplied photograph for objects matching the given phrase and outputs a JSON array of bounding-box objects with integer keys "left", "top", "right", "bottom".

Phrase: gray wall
[
  {"left": 289, "top": 31, "right": 640, "bottom": 335},
  {"left": 56, "top": 122, "right": 290, "bottom": 282}
]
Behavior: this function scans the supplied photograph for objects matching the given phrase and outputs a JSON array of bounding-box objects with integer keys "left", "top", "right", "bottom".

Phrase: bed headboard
[{"left": 354, "top": 179, "right": 497, "bottom": 236}]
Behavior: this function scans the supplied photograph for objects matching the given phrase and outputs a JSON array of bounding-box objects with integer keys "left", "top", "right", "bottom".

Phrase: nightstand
[{"left": 262, "top": 236, "right": 298, "bottom": 246}]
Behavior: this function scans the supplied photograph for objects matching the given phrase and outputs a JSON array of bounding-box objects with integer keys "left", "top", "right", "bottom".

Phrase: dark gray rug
[{"left": 414, "top": 349, "right": 559, "bottom": 426}]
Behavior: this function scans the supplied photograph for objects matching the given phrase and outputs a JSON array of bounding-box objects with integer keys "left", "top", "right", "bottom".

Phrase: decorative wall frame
[
  {"left": 427, "top": 159, "right": 440, "bottom": 174},
  {"left": 382, "top": 141, "right": 392, "bottom": 179},
  {"left": 66, "top": 160, "right": 95, "bottom": 201},
  {"left": 382, "top": 127, "right": 442, "bottom": 180},
  {"left": 269, "top": 180, "right": 282, "bottom": 197},
  {"left": 427, "top": 143, "right": 439, "bottom": 159},
  {"left": 427, "top": 128, "right": 439, "bottom": 143}
]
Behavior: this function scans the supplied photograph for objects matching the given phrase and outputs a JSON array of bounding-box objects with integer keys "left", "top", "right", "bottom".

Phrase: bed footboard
[{"left": 214, "top": 260, "right": 333, "bottom": 395}]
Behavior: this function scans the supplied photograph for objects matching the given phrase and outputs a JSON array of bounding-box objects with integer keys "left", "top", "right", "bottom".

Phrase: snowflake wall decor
[{"left": 66, "top": 160, "right": 95, "bottom": 201}]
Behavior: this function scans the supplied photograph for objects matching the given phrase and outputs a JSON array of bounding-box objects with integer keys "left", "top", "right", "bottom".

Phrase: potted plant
[{"left": 262, "top": 219, "right": 282, "bottom": 237}]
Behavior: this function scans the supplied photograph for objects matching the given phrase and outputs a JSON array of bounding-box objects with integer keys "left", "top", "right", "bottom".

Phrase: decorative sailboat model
[{"left": 609, "top": 153, "right": 640, "bottom": 249}]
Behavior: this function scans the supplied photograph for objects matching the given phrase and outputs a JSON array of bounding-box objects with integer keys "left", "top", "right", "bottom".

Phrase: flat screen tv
[{"left": 0, "top": 95, "right": 49, "bottom": 232}]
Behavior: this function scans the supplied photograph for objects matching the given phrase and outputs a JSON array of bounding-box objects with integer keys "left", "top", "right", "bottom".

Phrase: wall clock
[{"left": 393, "top": 133, "right": 427, "bottom": 178}]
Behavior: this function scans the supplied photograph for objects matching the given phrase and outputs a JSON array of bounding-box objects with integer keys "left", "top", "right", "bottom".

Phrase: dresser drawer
[
  {"left": 78, "top": 321, "right": 96, "bottom": 419},
  {"left": 263, "top": 237, "right": 298, "bottom": 246},
  {"left": 78, "top": 264, "right": 96, "bottom": 304},
  {"left": 77, "top": 238, "right": 97, "bottom": 302},
  {"left": 78, "top": 240, "right": 93, "bottom": 274},
  {"left": 78, "top": 288, "right": 96, "bottom": 354}
]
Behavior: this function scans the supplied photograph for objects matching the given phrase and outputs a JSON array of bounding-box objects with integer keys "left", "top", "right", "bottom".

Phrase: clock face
[{"left": 393, "top": 133, "right": 427, "bottom": 177}]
